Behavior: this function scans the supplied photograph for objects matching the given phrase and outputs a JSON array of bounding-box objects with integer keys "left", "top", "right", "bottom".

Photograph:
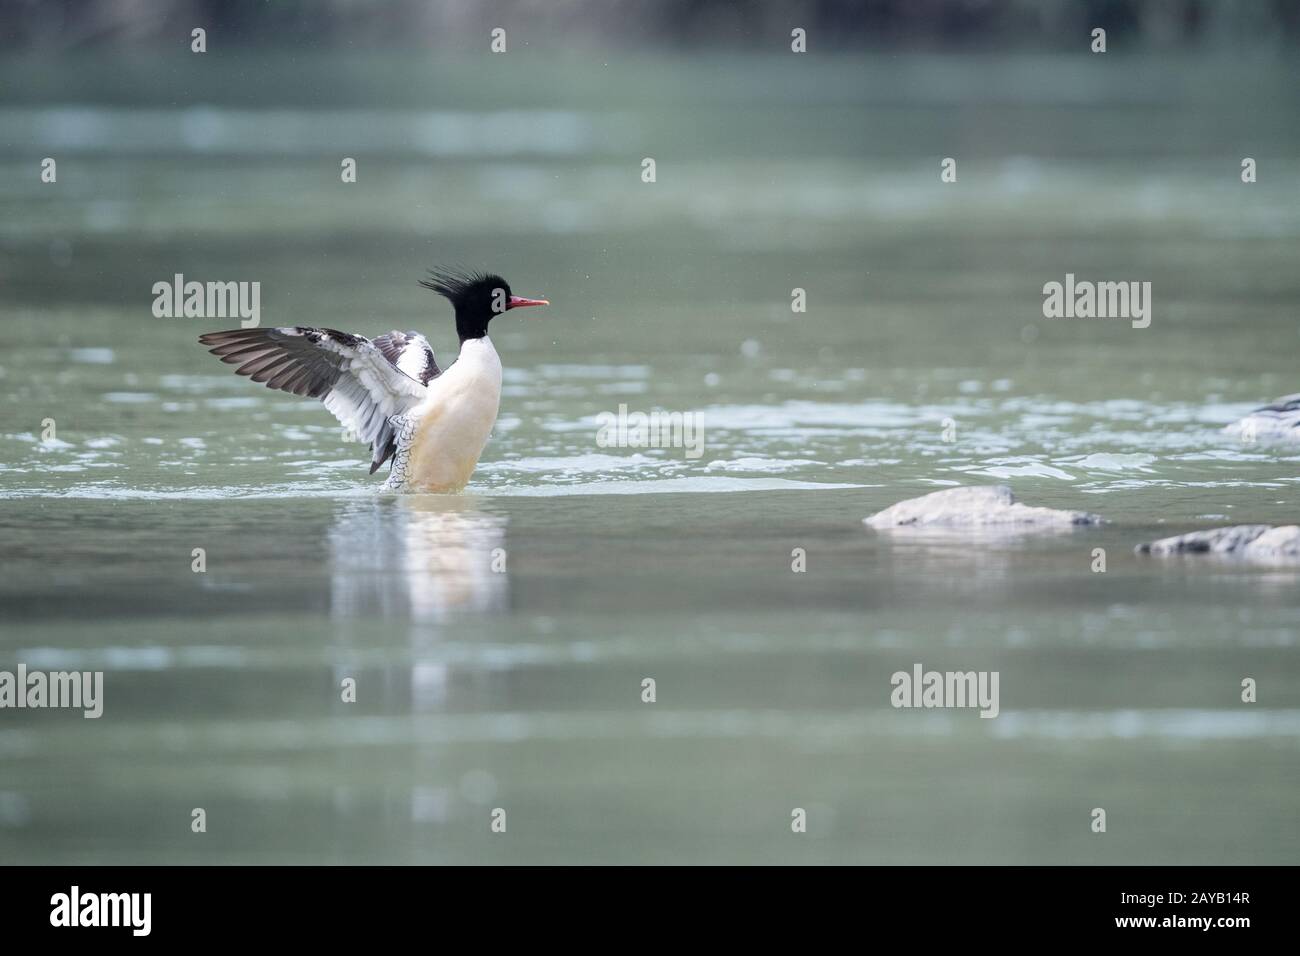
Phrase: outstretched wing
[
  {"left": 373, "top": 330, "right": 441, "bottom": 385},
  {"left": 198, "top": 326, "right": 428, "bottom": 472}
]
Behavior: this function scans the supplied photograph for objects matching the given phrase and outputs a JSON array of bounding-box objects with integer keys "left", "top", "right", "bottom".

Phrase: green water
[{"left": 1, "top": 51, "right": 1299, "bottom": 863}]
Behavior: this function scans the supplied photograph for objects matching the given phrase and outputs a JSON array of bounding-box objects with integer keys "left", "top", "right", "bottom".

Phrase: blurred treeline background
[{"left": 4, "top": 0, "right": 1299, "bottom": 50}]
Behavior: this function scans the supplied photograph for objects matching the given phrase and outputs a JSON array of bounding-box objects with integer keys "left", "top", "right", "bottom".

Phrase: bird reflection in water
[
  {"left": 329, "top": 495, "right": 508, "bottom": 623},
  {"left": 324, "top": 496, "right": 509, "bottom": 839},
  {"left": 328, "top": 495, "right": 508, "bottom": 711}
]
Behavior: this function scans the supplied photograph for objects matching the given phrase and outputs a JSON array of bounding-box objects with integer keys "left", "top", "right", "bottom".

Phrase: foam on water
[{"left": 2, "top": 388, "right": 1296, "bottom": 504}]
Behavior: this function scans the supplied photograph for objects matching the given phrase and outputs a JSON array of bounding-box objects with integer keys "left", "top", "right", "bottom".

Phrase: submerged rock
[
  {"left": 1136, "top": 524, "right": 1300, "bottom": 561},
  {"left": 863, "top": 485, "right": 1103, "bottom": 530},
  {"left": 1224, "top": 394, "right": 1300, "bottom": 443}
]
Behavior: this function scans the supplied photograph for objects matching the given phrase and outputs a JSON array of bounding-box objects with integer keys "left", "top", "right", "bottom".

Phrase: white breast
[{"left": 398, "top": 337, "right": 502, "bottom": 492}]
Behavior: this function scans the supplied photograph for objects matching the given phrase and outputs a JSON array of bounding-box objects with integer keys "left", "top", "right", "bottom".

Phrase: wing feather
[
  {"left": 199, "top": 326, "right": 428, "bottom": 468},
  {"left": 373, "top": 330, "right": 441, "bottom": 386}
]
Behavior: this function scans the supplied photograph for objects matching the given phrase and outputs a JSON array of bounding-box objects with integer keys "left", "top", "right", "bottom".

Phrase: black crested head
[
  {"left": 419, "top": 267, "right": 548, "bottom": 342},
  {"left": 420, "top": 269, "right": 510, "bottom": 342}
]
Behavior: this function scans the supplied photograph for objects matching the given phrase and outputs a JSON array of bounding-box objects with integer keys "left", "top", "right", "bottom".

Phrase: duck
[{"left": 198, "top": 268, "right": 548, "bottom": 492}]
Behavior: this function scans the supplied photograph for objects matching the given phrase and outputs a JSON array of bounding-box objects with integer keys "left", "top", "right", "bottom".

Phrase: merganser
[
  {"left": 1225, "top": 394, "right": 1300, "bottom": 442},
  {"left": 199, "top": 269, "right": 548, "bottom": 492}
]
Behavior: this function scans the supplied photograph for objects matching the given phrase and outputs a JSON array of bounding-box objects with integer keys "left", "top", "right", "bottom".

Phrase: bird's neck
[{"left": 456, "top": 311, "right": 491, "bottom": 343}]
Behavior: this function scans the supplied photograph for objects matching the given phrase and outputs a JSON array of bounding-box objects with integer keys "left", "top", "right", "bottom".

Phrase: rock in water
[
  {"left": 863, "top": 485, "right": 1103, "bottom": 530},
  {"left": 1223, "top": 394, "right": 1300, "bottom": 443},
  {"left": 1136, "top": 525, "right": 1300, "bottom": 561}
]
